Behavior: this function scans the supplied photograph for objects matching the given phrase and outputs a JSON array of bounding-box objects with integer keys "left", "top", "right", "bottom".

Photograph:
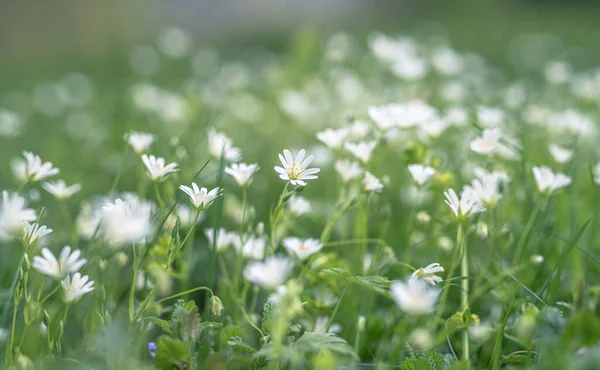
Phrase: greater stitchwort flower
[
  {"left": 316, "top": 127, "right": 349, "bottom": 149},
  {"left": 532, "top": 166, "right": 572, "bottom": 195},
  {"left": 208, "top": 129, "right": 241, "bottom": 161},
  {"left": 101, "top": 196, "right": 153, "bottom": 245},
  {"left": 12, "top": 151, "right": 59, "bottom": 183},
  {"left": 125, "top": 131, "right": 155, "bottom": 154},
  {"left": 334, "top": 160, "right": 363, "bottom": 183},
  {"left": 224, "top": 163, "right": 260, "bottom": 187},
  {"left": 274, "top": 149, "right": 320, "bottom": 186},
  {"left": 62, "top": 273, "right": 95, "bottom": 302},
  {"left": 391, "top": 278, "right": 440, "bottom": 315},
  {"left": 283, "top": 237, "right": 323, "bottom": 260},
  {"left": 408, "top": 164, "right": 436, "bottom": 186},
  {"left": 244, "top": 256, "right": 294, "bottom": 289},
  {"left": 141, "top": 154, "right": 178, "bottom": 182},
  {"left": 0, "top": 191, "right": 37, "bottom": 240},
  {"left": 410, "top": 263, "right": 444, "bottom": 286},
  {"left": 444, "top": 188, "right": 485, "bottom": 219},
  {"left": 344, "top": 141, "right": 377, "bottom": 163},
  {"left": 470, "top": 129, "right": 501, "bottom": 155},
  {"left": 22, "top": 222, "right": 53, "bottom": 247},
  {"left": 179, "top": 183, "right": 222, "bottom": 210},
  {"left": 364, "top": 172, "right": 384, "bottom": 192},
  {"left": 42, "top": 180, "right": 81, "bottom": 200},
  {"left": 32, "top": 246, "right": 87, "bottom": 279}
]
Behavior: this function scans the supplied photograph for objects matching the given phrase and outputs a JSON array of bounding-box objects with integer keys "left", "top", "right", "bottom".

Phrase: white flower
[
  {"left": 532, "top": 166, "right": 572, "bottom": 195},
  {"left": 22, "top": 222, "right": 53, "bottom": 246},
  {"left": 62, "top": 272, "right": 95, "bottom": 302},
  {"left": 11, "top": 151, "right": 59, "bottom": 183},
  {"left": 0, "top": 328, "right": 7, "bottom": 342},
  {"left": 470, "top": 129, "right": 502, "bottom": 155},
  {"left": 176, "top": 205, "right": 204, "bottom": 228},
  {"left": 0, "top": 191, "right": 37, "bottom": 240},
  {"left": 42, "top": 180, "right": 81, "bottom": 200},
  {"left": 224, "top": 163, "right": 259, "bottom": 187},
  {"left": 179, "top": 183, "right": 222, "bottom": 210},
  {"left": 239, "top": 236, "right": 266, "bottom": 260},
  {"left": 368, "top": 104, "right": 403, "bottom": 131},
  {"left": 334, "top": 160, "right": 363, "bottom": 183},
  {"left": 410, "top": 263, "right": 444, "bottom": 286},
  {"left": 594, "top": 163, "right": 600, "bottom": 185},
  {"left": 549, "top": 144, "right": 573, "bottom": 164},
  {"left": 205, "top": 228, "right": 239, "bottom": 251},
  {"left": 244, "top": 256, "right": 294, "bottom": 289},
  {"left": 208, "top": 129, "right": 241, "bottom": 161},
  {"left": 363, "top": 172, "right": 383, "bottom": 193},
  {"left": 316, "top": 127, "right": 349, "bottom": 149},
  {"left": 344, "top": 141, "right": 377, "bottom": 163},
  {"left": 312, "top": 316, "right": 342, "bottom": 334},
  {"left": 288, "top": 196, "right": 311, "bottom": 216},
  {"left": 101, "top": 196, "right": 153, "bottom": 245},
  {"left": 283, "top": 237, "right": 323, "bottom": 260},
  {"left": 76, "top": 201, "right": 103, "bottom": 240},
  {"left": 444, "top": 188, "right": 485, "bottom": 219},
  {"left": 274, "top": 149, "right": 320, "bottom": 186},
  {"left": 465, "top": 178, "right": 502, "bottom": 208},
  {"left": 32, "top": 246, "right": 87, "bottom": 279},
  {"left": 477, "top": 106, "right": 504, "bottom": 127},
  {"left": 473, "top": 167, "right": 511, "bottom": 185},
  {"left": 125, "top": 131, "right": 154, "bottom": 154},
  {"left": 141, "top": 154, "right": 178, "bottom": 182},
  {"left": 469, "top": 323, "right": 494, "bottom": 342},
  {"left": 408, "top": 164, "right": 436, "bottom": 186},
  {"left": 398, "top": 100, "right": 438, "bottom": 128},
  {"left": 391, "top": 278, "right": 440, "bottom": 315}
]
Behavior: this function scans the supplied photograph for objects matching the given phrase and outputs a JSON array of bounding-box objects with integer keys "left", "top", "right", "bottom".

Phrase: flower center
[{"left": 288, "top": 163, "right": 304, "bottom": 180}]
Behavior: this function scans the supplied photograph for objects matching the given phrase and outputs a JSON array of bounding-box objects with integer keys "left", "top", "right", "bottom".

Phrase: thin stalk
[
  {"left": 326, "top": 284, "right": 349, "bottom": 333},
  {"left": 458, "top": 223, "right": 469, "bottom": 363},
  {"left": 5, "top": 302, "right": 18, "bottom": 365},
  {"left": 153, "top": 182, "right": 165, "bottom": 208},
  {"left": 110, "top": 140, "right": 130, "bottom": 194},
  {"left": 129, "top": 243, "right": 139, "bottom": 323},
  {"left": 512, "top": 197, "right": 546, "bottom": 265},
  {"left": 181, "top": 211, "right": 201, "bottom": 293},
  {"left": 157, "top": 286, "right": 213, "bottom": 305},
  {"left": 269, "top": 182, "right": 290, "bottom": 255}
]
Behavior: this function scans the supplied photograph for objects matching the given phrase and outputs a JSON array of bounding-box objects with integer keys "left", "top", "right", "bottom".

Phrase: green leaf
[
  {"left": 153, "top": 336, "right": 191, "bottom": 370},
  {"left": 293, "top": 332, "right": 358, "bottom": 361},
  {"left": 561, "top": 311, "right": 600, "bottom": 351},
  {"left": 227, "top": 336, "right": 256, "bottom": 355},
  {"left": 452, "top": 360, "right": 469, "bottom": 370},
  {"left": 148, "top": 317, "right": 173, "bottom": 335},
  {"left": 400, "top": 358, "right": 434, "bottom": 370}
]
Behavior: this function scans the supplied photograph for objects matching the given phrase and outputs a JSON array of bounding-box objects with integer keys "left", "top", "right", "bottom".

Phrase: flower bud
[
  {"left": 476, "top": 222, "right": 488, "bottom": 239},
  {"left": 530, "top": 254, "right": 544, "bottom": 264},
  {"left": 22, "top": 254, "right": 30, "bottom": 271},
  {"left": 416, "top": 211, "right": 431, "bottom": 224},
  {"left": 209, "top": 296, "right": 224, "bottom": 316}
]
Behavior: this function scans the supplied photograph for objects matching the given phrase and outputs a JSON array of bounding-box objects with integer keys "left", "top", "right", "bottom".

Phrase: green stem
[
  {"left": 110, "top": 140, "right": 130, "bottom": 194},
  {"left": 269, "top": 182, "right": 290, "bottom": 255},
  {"left": 129, "top": 243, "right": 139, "bottom": 323},
  {"left": 459, "top": 223, "right": 469, "bottom": 363},
  {"left": 180, "top": 211, "right": 201, "bottom": 293},
  {"left": 39, "top": 284, "right": 61, "bottom": 305},
  {"left": 326, "top": 284, "right": 349, "bottom": 333},
  {"left": 5, "top": 302, "right": 18, "bottom": 365},
  {"left": 153, "top": 182, "right": 165, "bottom": 208},
  {"left": 157, "top": 286, "right": 213, "bottom": 305},
  {"left": 512, "top": 198, "right": 546, "bottom": 265},
  {"left": 16, "top": 180, "right": 30, "bottom": 194}
]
